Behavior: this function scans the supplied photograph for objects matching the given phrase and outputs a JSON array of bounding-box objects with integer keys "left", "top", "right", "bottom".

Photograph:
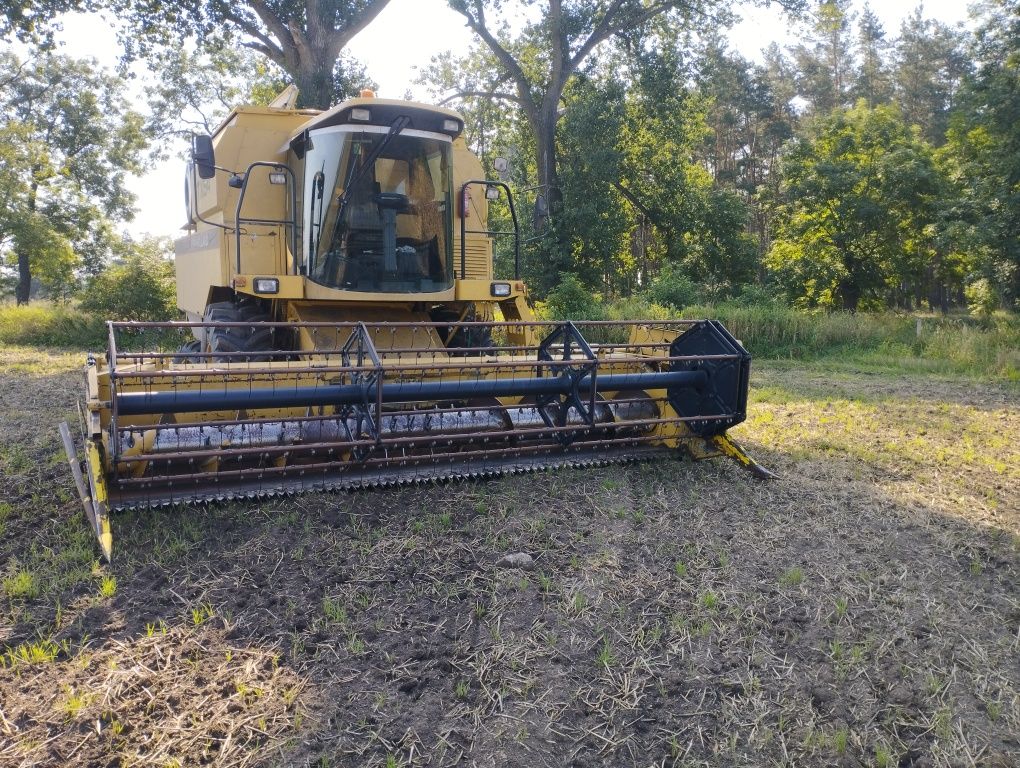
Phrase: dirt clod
[{"left": 495, "top": 552, "right": 535, "bottom": 570}]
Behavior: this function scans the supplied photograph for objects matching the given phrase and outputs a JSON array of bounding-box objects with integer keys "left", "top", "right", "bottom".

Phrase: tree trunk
[
  {"left": 16, "top": 179, "right": 38, "bottom": 305},
  {"left": 534, "top": 107, "right": 561, "bottom": 210},
  {"left": 15, "top": 249, "right": 31, "bottom": 305},
  {"left": 295, "top": 62, "right": 336, "bottom": 110},
  {"left": 837, "top": 276, "right": 861, "bottom": 312}
]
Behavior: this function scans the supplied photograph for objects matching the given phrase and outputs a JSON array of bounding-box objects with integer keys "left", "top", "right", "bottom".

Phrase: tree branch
[
  {"left": 229, "top": 1, "right": 291, "bottom": 64},
  {"left": 549, "top": 0, "right": 566, "bottom": 93},
  {"left": 571, "top": 1, "right": 691, "bottom": 71},
  {"left": 329, "top": 0, "right": 392, "bottom": 58},
  {"left": 438, "top": 89, "right": 523, "bottom": 106},
  {"left": 452, "top": 0, "right": 538, "bottom": 125},
  {"left": 614, "top": 180, "right": 671, "bottom": 233}
]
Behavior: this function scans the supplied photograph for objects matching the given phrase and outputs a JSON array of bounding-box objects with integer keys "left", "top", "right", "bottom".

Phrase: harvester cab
[{"left": 61, "top": 91, "right": 772, "bottom": 562}]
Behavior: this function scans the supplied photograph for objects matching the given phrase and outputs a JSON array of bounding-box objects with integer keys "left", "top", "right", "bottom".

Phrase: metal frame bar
[
  {"left": 234, "top": 162, "right": 299, "bottom": 275},
  {"left": 459, "top": 180, "right": 520, "bottom": 279}
]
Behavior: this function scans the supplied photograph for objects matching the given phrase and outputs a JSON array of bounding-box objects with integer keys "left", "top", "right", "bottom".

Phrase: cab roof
[{"left": 289, "top": 96, "right": 464, "bottom": 156}]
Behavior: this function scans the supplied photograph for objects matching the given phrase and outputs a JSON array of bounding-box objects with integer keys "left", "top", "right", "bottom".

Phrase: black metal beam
[{"left": 116, "top": 369, "right": 708, "bottom": 416}]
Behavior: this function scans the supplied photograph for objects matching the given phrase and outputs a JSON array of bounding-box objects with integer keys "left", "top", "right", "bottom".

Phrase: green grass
[
  {"left": 3, "top": 569, "right": 40, "bottom": 600},
  {"left": 2, "top": 638, "right": 62, "bottom": 668},
  {"left": 98, "top": 575, "right": 117, "bottom": 599},
  {"left": 780, "top": 566, "right": 806, "bottom": 588}
]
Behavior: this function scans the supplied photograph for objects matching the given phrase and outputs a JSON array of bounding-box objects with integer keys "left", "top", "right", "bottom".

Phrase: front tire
[{"left": 203, "top": 299, "right": 278, "bottom": 363}]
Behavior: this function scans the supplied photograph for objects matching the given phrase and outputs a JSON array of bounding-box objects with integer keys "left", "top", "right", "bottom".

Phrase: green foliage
[
  {"left": 3, "top": 568, "right": 40, "bottom": 600},
  {"left": 144, "top": 43, "right": 289, "bottom": 150},
  {"left": 435, "top": 1, "right": 743, "bottom": 297},
  {"left": 110, "top": 0, "right": 379, "bottom": 109},
  {"left": 98, "top": 575, "right": 117, "bottom": 599},
  {"left": 543, "top": 273, "right": 607, "bottom": 321},
  {"left": 647, "top": 263, "right": 699, "bottom": 310},
  {"left": 80, "top": 238, "right": 177, "bottom": 322},
  {"left": 674, "top": 302, "right": 1019, "bottom": 379},
  {"left": 788, "top": 0, "right": 856, "bottom": 115},
  {"left": 556, "top": 77, "right": 631, "bottom": 292},
  {"left": 944, "top": 0, "right": 1020, "bottom": 308},
  {"left": 894, "top": 7, "right": 970, "bottom": 145},
  {"left": 965, "top": 278, "right": 1000, "bottom": 319},
  {"left": 0, "top": 0, "right": 89, "bottom": 43},
  {"left": 0, "top": 49, "right": 146, "bottom": 304},
  {"left": 8, "top": 218, "right": 77, "bottom": 299},
  {"left": 767, "top": 103, "right": 942, "bottom": 310}
]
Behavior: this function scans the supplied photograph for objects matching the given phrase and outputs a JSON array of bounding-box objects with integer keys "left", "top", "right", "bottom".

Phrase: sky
[{"left": 50, "top": 0, "right": 975, "bottom": 240}]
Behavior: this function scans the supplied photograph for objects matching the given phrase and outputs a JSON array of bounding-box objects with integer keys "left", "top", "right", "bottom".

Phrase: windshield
[{"left": 303, "top": 126, "right": 453, "bottom": 293}]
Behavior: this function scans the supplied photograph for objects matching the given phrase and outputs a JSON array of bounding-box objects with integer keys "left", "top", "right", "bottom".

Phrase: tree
[
  {"left": 0, "top": 49, "right": 146, "bottom": 303},
  {"left": 112, "top": 0, "right": 389, "bottom": 109},
  {"left": 144, "top": 43, "right": 290, "bottom": 148},
  {"left": 440, "top": 0, "right": 751, "bottom": 220},
  {"left": 942, "top": 0, "right": 1020, "bottom": 307},
  {"left": 0, "top": 0, "right": 93, "bottom": 43},
  {"left": 767, "top": 103, "right": 942, "bottom": 310},
  {"left": 789, "top": 0, "right": 856, "bottom": 115},
  {"left": 2, "top": 1, "right": 389, "bottom": 109},
  {"left": 853, "top": 4, "right": 891, "bottom": 107},
  {"left": 617, "top": 39, "right": 757, "bottom": 293},
  {"left": 556, "top": 74, "right": 632, "bottom": 292},
  {"left": 694, "top": 39, "right": 794, "bottom": 265},
  {"left": 80, "top": 236, "right": 177, "bottom": 321},
  {"left": 893, "top": 7, "right": 969, "bottom": 145}
]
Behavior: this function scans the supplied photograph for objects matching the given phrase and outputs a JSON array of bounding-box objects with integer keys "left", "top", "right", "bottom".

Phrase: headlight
[
  {"left": 253, "top": 277, "right": 280, "bottom": 294},
  {"left": 490, "top": 282, "right": 511, "bottom": 297}
]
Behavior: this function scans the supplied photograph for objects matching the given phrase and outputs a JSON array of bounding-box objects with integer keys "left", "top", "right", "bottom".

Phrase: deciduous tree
[
  {"left": 0, "top": 50, "right": 146, "bottom": 303},
  {"left": 113, "top": 0, "right": 389, "bottom": 109},
  {"left": 441, "top": 0, "right": 756, "bottom": 217},
  {"left": 767, "top": 103, "right": 941, "bottom": 310}
]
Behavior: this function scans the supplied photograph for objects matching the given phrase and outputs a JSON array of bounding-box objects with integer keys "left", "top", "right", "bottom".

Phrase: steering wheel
[{"left": 373, "top": 192, "right": 410, "bottom": 212}]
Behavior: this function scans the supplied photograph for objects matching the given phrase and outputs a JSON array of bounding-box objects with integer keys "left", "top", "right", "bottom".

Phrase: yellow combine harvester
[{"left": 61, "top": 90, "right": 771, "bottom": 560}]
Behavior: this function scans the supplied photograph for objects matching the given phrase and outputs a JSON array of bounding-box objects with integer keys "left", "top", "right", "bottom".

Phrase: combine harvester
[{"left": 61, "top": 89, "right": 772, "bottom": 560}]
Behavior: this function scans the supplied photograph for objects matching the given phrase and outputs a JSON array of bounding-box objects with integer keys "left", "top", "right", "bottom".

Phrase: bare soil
[{"left": 1, "top": 347, "right": 1017, "bottom": 767}]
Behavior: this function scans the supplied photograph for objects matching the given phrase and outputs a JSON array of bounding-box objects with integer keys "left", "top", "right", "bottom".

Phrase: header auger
[{"left": 61, "top": 90, "right": 771, "bottom": 560}]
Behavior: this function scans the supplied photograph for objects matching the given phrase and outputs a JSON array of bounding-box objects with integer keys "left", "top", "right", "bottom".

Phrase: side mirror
[
  {"left": 485, "top": 186, "right": 501, "bottom": 201},
  {"left": 192, "top": 135, "right": 216, "bottom": 180},
  {"left": 493, "top": 156, "right": 510, "bottom": 180}
]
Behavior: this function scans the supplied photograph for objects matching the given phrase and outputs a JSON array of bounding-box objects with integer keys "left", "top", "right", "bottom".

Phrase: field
[{"left": 1, "top": 345, "right": 1018, "bottom": 767}]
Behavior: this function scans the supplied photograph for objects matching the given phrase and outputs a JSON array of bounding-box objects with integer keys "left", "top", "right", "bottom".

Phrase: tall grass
[
  {"left": 4, "top": 298, "right": 1017, "bottom": 381},
  {"left": 599, "top": 297, "right": 1020, "bottom": 380},
  {"left": 0, "top": 302, "right": 190, "bottom": 351},
  {"left": 0, "top": 302, "right": 107, "bottom": 349}
]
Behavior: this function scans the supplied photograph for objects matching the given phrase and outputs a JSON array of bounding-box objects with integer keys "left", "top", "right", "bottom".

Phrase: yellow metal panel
[
  {"left": 459, "top": 239, "right": 493, "bottom": 280},
  {"left": 236, "top": 274, "right": 305, "bottom": 300},
  {"left": 175, "top": 229, "right": 227, "bottom": 314},
  {"left": 289, "top": 303, "right": 444, "bottom": 352},
  {"left": 230, "top": 224, "right": 285, "bottom": 276},
  {"left": 196, "top": 109, "right": 311, "bottom": 223},
  {"left": 451, "top": 138, "right": 494, "bottom": 281},
  {"left": 455, "top": 279, "right": 526, "bottom": 301}
]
